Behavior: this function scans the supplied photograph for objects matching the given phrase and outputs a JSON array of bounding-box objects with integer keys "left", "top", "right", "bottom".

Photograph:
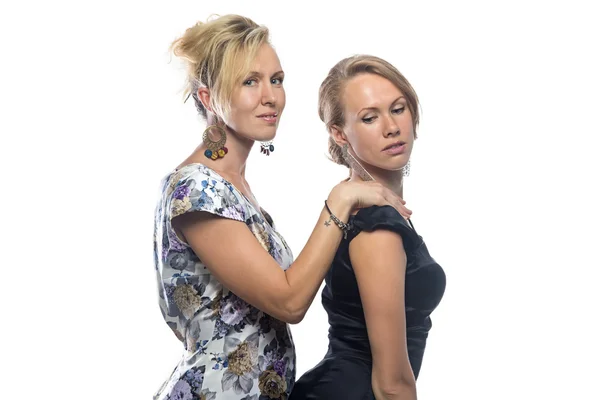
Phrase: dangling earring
[
  {"left": 341, "top": 143, "right": 375, "bottom": 181},
  {"left": 401, "top": 160, "right": 411, "bottom": 177},
  {"left": 260, "top": 140, "right": 275, "bottom": 156},
  {"left": 202, "top": 125, "right": 228, "bottom": 160}
]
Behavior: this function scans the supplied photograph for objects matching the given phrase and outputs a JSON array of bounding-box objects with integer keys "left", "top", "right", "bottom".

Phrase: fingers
[
  {"left": 343, "top": 181, "right": 411, "bottom": 219},
  {"left": 393, "top": 198, "right": 413, "bottom": 219},
  {"left": 382, "top": 188, "right": 412, "bottom": 220},
  {"left": 399, "top": 202, "right": 413, "bottom": 220}
]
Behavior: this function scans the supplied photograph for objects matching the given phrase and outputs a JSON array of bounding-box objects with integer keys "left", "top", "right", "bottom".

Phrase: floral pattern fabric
[{"left": 153, "top": 164, "right": 295, "bottom": 400}]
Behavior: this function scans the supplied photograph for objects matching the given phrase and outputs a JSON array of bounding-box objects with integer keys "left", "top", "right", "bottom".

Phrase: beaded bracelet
[{"left": 324, "top": 200, "right": 351, "bottom": 239}]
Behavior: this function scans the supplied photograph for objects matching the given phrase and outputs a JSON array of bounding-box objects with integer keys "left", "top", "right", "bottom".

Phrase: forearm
[{"left": 282, "top": 194, "right": 351, "bottom": 321}]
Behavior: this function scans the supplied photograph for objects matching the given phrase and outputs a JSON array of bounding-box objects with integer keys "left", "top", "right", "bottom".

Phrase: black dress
[{"left": 290, "top": 206, "right": 446, "bottom": 399}]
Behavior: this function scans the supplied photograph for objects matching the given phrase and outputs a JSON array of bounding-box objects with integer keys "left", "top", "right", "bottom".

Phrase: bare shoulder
[{"left": 349, "top": 228, "right": 407, "bottom": 272}]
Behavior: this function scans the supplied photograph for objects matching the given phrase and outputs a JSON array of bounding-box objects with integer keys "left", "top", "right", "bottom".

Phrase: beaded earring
[
  {"left": 202, "top": 125, "right": 228, "bottom": 160},
  {"left": 260, "top": 141, "right": 275, "bottom": 156}
]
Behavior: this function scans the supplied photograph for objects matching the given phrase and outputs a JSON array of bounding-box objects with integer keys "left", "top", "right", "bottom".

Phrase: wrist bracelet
[{"left": 324, "top": 200, "right": 351, "bottom": 239}]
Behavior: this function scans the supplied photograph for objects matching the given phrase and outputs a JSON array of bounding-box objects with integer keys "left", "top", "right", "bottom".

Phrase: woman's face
[
  {"left": 335, "top": 73, "right": 414, "bottom": 173},
  {"left": 225, "top": 44, "right": 286, "bottom": 142}
]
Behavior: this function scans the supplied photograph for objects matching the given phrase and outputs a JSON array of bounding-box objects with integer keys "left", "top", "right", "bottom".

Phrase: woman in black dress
[{"left": 290, "top": 55, "right": 446, "bottom": 400}]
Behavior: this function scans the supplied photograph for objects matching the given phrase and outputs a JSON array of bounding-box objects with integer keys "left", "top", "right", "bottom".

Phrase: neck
[{"left": 349, "top": 166, "right": 404, "bottom": 198}]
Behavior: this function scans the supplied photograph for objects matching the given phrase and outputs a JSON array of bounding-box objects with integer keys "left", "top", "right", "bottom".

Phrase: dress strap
[{"left": 407, "top": 218, "right": 418, "bottom": 235}]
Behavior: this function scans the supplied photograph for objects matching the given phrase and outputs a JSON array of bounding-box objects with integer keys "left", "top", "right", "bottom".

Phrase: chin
[
  {"left": 256, "top": 126, "right": 278, "bottom": 142},
  {"left": 372, "top": 157, "right": 408, "bottom": 172},
  {"left": 236, "top": 127, "right": 277, "bottom": 143}
]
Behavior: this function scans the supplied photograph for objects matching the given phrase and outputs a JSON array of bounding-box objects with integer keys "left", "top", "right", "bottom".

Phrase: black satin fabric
[{"left": 290, "top": 206, "right": 446, "bottom": 399}]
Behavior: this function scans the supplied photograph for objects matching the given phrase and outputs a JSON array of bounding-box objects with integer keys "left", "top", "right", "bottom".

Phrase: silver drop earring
[
  {"left": 401, "top": 160, "right": 411, "bottom": 177},
  {"left": 341, "top": 144, "right": 375, "bottom": 181}
]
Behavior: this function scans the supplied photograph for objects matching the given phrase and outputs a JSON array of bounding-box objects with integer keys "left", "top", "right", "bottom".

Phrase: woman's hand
[{"left": 329, "top": 181, "right": 412, "bottom": 220}]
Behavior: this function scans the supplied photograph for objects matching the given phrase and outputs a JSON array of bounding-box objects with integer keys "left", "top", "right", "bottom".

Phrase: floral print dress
[{"left": 153, "top": 164, "right": 295, "bottom": 400}]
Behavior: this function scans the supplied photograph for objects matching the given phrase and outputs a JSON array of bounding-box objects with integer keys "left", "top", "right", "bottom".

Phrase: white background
[{"left": 1, "top": 0, "right": 599, "bottom": 399}]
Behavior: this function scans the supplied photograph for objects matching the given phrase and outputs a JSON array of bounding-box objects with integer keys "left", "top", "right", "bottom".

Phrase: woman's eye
[
  {"left": 362, "top": 116, "right": 376, "bottom": 124},
  {"left": 392, "top": 107, "right": 405, "bottom": 114},
  {"left": 271, "top": 77, "right": 283, "bottom": 85},
  {"left": 243, "top": 79, "right": 257, "bottom": 86}
]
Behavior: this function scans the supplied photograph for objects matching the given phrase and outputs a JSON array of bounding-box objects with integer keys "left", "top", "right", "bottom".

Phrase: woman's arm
[
  {"left": 174, "top": 182, "right": 408, "bottom": 324},
  {"left": 349, "top": 228, "right": 417, "bottom": 400}
]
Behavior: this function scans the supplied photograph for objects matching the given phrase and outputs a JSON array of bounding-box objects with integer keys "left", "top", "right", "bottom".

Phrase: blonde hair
[
  {"left": 318, "top": 55, "right": 420, "bottom": 167},
  {"left": 170, "top": 15, "right": 270, "bottom": 120}
]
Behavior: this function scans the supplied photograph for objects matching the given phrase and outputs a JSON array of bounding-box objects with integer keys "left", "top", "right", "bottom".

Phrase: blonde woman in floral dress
[{"left": 153, "top": 15, "right": 411, "bottom": 400}]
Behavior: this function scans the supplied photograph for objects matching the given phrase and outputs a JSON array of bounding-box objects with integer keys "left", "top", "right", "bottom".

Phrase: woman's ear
[
  {"left": 329, "top": 125, "right": 348, "bottom": 147},
  {"left": 197, "top": 87, "right": 214, "bottom": 114}
]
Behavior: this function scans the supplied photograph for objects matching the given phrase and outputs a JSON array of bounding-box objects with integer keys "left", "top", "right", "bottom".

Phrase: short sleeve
[
  {"left": 167, "top": 166, "right": 246, "bottom": 223},
  {"left": 349, "top": 205, "right": 421, "bottom": 253}
]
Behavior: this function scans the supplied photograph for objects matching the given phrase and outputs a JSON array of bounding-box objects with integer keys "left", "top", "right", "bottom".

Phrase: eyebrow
[
  {"left": 357, "top": 96, "right": 405, "bottom": 115},
  {"left": 246, "top": 70, "right": 285, "bottom": 77}
]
